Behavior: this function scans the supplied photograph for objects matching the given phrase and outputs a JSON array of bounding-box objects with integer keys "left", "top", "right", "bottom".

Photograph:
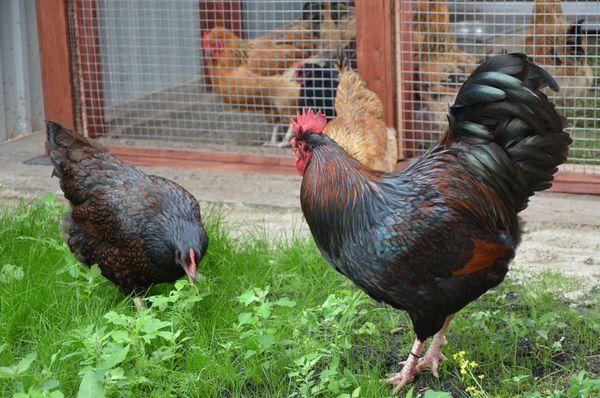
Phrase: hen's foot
[
  {"left": 275, "top": 140, "right": 291, "bottom": 148},
  {"left": 262, "top": 140, "right": 281, "bottom": 147},
  {"left": 133, "top": 297, "right": 147, "bottom": 311}
]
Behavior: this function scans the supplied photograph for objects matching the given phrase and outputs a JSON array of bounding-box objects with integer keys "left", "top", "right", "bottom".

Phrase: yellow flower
[
  {"left": 470, "top": 361, "right": 478, "bottom": 368},
  {"left": 466, "top": 386, "right": 483, "bottom": 397},
  {"left": 460, "top": 368, "right": 467, "bottom": 375},
  {"left": 478, "top": 374, "right": 485, "bottom": 380}
]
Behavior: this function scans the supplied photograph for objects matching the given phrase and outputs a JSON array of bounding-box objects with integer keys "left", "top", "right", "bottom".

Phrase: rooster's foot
[
  {"left": 416, "top": 342, "right": 447, "bottom": 377},
  {"left": 416, "top": 314, "right": 455, "bottom": 377},
  {"left": 383, "top": 338, "right": 424, "bottom": 393},
  {"left": 385, "top": 365, "right": 417, "bottom": 394}
]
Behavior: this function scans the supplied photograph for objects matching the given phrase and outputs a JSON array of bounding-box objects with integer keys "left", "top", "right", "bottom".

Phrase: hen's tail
[
  {"left": 47, "top": 121, "right": 108, "bottom": 178},
  {"left": 333, "top": 50, "right": 383, "bottom": 121},
  {"left": 443, "top": 53, "right": 571, "bottom": 214}
]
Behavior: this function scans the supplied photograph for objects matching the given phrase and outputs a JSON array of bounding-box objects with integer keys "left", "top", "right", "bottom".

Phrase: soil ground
[{"left": 2, "top": 132, "right": 599, "bottom": 287}]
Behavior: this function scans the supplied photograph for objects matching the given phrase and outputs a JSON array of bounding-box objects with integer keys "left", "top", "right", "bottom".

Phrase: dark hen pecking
[
  {"left": 290, "top": 54, "right": 571, "bottom": 390},
  {"left": 47, "top": 122, "right": 208, "bottom": 308}
]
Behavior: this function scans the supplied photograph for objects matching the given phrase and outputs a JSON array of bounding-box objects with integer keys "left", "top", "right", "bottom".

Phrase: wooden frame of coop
[{"left": 36, "top": 0, "right": 600, "bottom": 194}]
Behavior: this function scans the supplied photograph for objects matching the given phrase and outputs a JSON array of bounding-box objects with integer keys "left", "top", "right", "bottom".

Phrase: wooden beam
[
  {"left": 35, "top": 0, "right": 75, "bottom": 129},
  {"left": 355, "top": 0, "right": 395, "bottom": 127},
  {"left": 549, "top": 171, "right": 600, "bottom": 195},
  {"left": 109, "top": 146, "right": 297, "bottom": 175},
  {"left": 106, "top": 147, "right": 600, "bottom": 195},
  {"left": 73, "top": 0, "right": 105, "bottom": 138}
]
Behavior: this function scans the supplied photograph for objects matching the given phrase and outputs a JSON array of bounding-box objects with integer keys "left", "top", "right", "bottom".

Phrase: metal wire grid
[
  {"left": 399, "top": 0, "right": 600, "bottom": 173},
  {"left": 69, "top": 0, "right": 356, "bottom": 149}
]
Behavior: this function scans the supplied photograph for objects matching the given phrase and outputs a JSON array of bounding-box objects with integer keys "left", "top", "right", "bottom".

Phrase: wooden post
[
  {"left": 199, "top": 1, "right": 244, "bottom": 37},
  {"left": 35, "top": 0, "right": 76, "bottom": 129},
  {"left": 396, "top": 0, "right": 415, "bottom": 158},
  {"left": 73, "top": 0, "right": 105, "bottom": 137},
  {"left": 355, "top": 0, "right": 395, "bottom": 128}
]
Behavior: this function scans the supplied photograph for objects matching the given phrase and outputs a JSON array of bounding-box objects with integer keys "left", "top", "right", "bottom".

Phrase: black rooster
[{"left": 290, "top": 54, "right": 570, "bottom": 390}]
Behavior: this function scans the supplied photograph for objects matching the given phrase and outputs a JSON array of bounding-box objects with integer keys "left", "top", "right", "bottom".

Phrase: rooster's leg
[
  {"left": 385, "top": 338, "right": 425, "bottom": 393},
  {"left": 133, "top": 296, "right": 147, "bottom": 311},
  {"left": 416, "top": 314, "right": 455, "bottom": 377}
]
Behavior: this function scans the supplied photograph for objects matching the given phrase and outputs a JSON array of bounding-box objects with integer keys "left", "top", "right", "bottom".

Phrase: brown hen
[{"left": 47, "top": 122, "right": 208, "bottom": 308}]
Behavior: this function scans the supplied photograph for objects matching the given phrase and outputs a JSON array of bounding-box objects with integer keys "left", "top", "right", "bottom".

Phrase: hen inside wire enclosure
[
  {"left": 70, "top": 0, "right": 356, "bottom": 152},
  {"left": 404, "top": 0, "right": 599, "bottom": 173},
  {"left": 72, "top": 0, "right": 600, "bottom": 170}
]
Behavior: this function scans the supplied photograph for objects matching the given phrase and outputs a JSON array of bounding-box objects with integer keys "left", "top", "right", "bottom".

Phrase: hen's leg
[
  {"left": 263, "top": 123, "right": 282, "bottom": 146},
  {"left": 275, "top": 124, "right": 294, "bottom": 147},
  {"left": 385, "top": 338, "right": 425, "bottom": 393},
  {"left": 416, "top": 314, "right": 455, "bottom": 377},
  {"left": 133, "top": 296, "right": 147, "bottom": 311}
]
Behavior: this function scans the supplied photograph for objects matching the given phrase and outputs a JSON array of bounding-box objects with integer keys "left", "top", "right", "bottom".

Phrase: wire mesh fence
[
  {"left": 70, "top": 0, "right": 600, "bottom": 173},
  {"left": 69, "top": 0, "right": 356, "bottom": 151},
  {"left": 400, "top": 0, "right": 600, "bottom": 173}
]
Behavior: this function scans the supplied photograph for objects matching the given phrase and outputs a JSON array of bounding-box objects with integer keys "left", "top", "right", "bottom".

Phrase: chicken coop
[{"left": 37, "top": 0, "right": 600, "bottom": 192}]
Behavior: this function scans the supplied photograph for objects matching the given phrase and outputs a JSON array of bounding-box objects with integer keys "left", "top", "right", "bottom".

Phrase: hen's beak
[{"left": 186, "top": 248, "right": 197, "bottom": 284}]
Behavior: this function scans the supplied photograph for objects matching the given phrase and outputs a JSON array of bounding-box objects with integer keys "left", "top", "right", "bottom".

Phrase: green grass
[{"left": 0, "top": 195, "right": 599, "bottom": 398}]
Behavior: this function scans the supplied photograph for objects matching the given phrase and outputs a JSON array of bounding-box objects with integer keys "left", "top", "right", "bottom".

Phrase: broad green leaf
[
  {"left": 274, "top": 298, "right": 296, "bottom": 307},
  {"left": 257, "top": 334, "right": 275, "bottom": 349},
  {"left": 40, "top": 378, "right": 61, "bottom": 390},
  {"left": 237, "top": 312, "right": 254, "bottom": 327},
  {"left": 98, "top": 345, "right": 129, "bottom": 370},
  {"left": 255, "top": 302, "right": 271, "bottom": 319},
  {"left": 16, "top": 352, "right": 37, "bottom": 373},
  {"left": 238, "top": 290, "right": 259, "bottom": 306},
  {"left": 77, "top": 370, "right": 105, "bottom": 398},
  {"left": 0, "top": 264, "right": 24, "bottom": 283},
  {"left": 423, "top": 391, "right": 452, "bottom": 398},
  {"left": 0, "top": 366, "right": 16, "bottom": 378}
]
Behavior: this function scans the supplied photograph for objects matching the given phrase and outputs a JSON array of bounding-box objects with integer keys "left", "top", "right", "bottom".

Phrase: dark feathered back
[
  {"left": 443, "top": 53, "right": 571, "bottom": 216},
  {"left": 46, "top": 121, "right": 208, "bottom": 295}
]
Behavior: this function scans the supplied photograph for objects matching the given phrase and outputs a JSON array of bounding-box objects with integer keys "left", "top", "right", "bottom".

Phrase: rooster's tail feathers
[{"left": 445, "top": 53, "right": 571, "bottom": 213}]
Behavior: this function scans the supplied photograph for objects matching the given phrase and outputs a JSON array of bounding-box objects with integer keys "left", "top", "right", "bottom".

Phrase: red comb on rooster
[{"left": 290, "top": 108, "right": 327, "bottom": 136}]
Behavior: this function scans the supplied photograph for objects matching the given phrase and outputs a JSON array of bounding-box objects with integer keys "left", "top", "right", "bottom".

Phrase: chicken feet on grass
[
  {"left": 386, "top": 315, "right": 455, "bottom": 391},
  {"left": 133, "top": 297, "right": 147, "bottom": 311},
  {"left": 385, "top": 339, "right": 425, "bottom": 392},
  {"left": 416, "top": 314, "right": 455, "bottom": 377}
]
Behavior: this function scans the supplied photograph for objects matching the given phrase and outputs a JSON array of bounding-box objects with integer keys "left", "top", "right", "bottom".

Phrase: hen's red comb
[{"left": 290, "top": 108, "right": 327, "bottom": 136}]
